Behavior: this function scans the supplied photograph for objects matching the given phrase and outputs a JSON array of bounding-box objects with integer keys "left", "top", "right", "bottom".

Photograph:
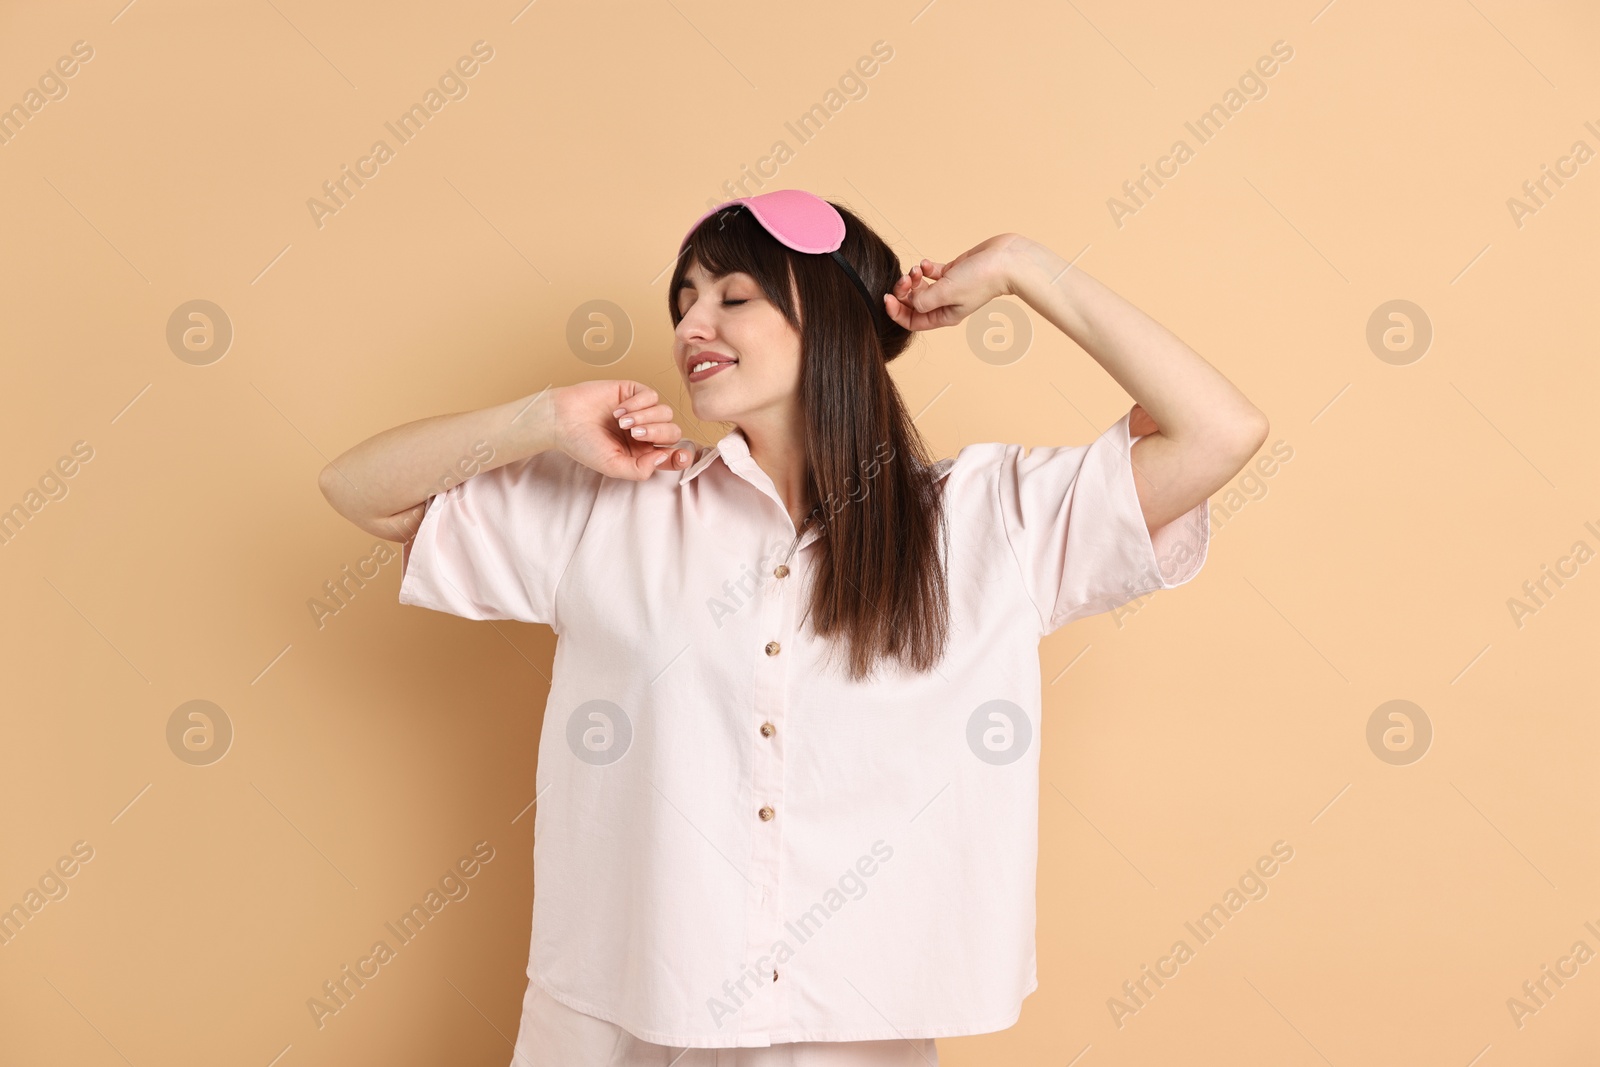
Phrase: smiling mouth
[{"left": 688, "top": 358, "right": 737, "bottom": 383}]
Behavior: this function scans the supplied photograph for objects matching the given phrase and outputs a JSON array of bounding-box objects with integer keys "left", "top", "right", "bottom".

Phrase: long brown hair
[{"left": 668, "top": 200, "right": 950, "bottom": 681}]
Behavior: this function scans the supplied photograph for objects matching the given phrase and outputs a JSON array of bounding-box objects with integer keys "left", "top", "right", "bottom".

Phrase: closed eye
[{"left": 723, "top": 299, "right": 748, "bottom": 306}]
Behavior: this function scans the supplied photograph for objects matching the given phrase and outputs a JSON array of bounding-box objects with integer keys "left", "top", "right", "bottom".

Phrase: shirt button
[
  {"left": 758, "top": 805, "right": 775, "bottom": 821},
  {"left": 759, "top": 722, "right": 775, "bottom": 738},
  {"left": 774, "top": 565, "right": 789, "bottom": 578},
  {"left": 764, "top": 641, "right": 781, "bottom": 656}
]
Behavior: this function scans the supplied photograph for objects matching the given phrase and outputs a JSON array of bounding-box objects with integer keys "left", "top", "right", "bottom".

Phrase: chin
[{"left": 691, "top": 397, "right": 736, "bottom": 424}]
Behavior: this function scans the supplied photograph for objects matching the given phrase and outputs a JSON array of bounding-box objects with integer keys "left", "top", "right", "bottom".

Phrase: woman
[{"left": 319, "top": 189, "right": 1266, "bottom": 1065}]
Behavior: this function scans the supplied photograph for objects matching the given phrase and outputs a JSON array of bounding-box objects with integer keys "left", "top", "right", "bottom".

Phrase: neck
[{"left": 738, "top": 405, "right": 811, "bottom": 531}]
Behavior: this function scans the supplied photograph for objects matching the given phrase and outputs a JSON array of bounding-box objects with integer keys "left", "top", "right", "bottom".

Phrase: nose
[{"left": 675, "top": 299, "right": 717, "bottom": 345}]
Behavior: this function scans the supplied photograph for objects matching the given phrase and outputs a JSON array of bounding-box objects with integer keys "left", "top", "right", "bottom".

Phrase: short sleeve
[
  {"left": 997, "top": 409, "right": 1210, "bottom": 636},
  {"left": 397, "top": 449, "right": 603, "bottom": 627}
]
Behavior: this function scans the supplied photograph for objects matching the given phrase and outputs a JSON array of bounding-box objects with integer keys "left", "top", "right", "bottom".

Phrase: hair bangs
[{"left": 669, "top": 205, "right": 799, "bottom": 328}]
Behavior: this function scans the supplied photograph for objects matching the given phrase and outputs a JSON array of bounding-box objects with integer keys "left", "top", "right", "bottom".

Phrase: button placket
[{"left": 739, "top": 529, "right": 794, "bottom": 1035}]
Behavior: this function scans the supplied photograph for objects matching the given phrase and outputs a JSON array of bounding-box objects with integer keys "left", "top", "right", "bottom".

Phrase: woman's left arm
[
  {"left": 1004, "top": 236, "right": 1268, "bottom": 532},
  {"left": 888, "top": 232, "right": 1268, "bottom": 534}
]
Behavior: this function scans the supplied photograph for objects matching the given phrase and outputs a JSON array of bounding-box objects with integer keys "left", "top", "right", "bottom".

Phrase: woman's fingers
[
  {"left": 616, "top": 402, "right": 675, "bottom": 429},
  {"left": 910, "top": 275, "right": 956, "bottom": 314},
  {"left": 886, "top": 293, "right": 948, "bottom": 332},
  {"left": 610, "top": 383, "right": 658, "bottom": 419},
  {"left": 890, "top": 277, "right": 913, "bottom": 308},
  {"left": 884, "top": 292, "right": 910, "bottom": 329},
  {"left": 617, "top": 399, "right": 686, "bottom": 468},
  {"left": 623, "top": 420, "right": 682, "bottom": 444},
  {"left": 633, "top": 444, "right": 692, "bottom": 478},
  {"left": 896, "top": 268, "right": 927, "bottom": 308},
  {"left": 615, "top": 403, "right": 682, "bottom": 447},
  {"left": 892, "top": 269, "right": 915, "bottom": 302},
  {"left": 887, "top": 258, "right": 965, "bottom": 331},
  {"left": 887, "top": 245, "right": 1013, "bottom": 332}
]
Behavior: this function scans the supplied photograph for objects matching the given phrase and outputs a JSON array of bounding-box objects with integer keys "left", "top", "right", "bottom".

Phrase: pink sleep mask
[{"left": 680, "top": 189, "right": 891, "bottom": 334}]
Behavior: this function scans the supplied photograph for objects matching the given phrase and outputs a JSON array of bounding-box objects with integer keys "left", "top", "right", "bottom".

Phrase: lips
[{"left": 688, "top": 354, "right": 737, "bottom": 383}]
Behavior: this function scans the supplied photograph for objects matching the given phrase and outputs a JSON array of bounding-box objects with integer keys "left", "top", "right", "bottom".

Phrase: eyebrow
[
  {"left": 679, "top": 272, "right": 735, "bottom": 289},
  {"left": 677, "top": 272, "right": 749, "bottom": 297}
]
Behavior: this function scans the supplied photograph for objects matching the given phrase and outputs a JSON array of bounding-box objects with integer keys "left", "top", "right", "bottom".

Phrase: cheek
[
  {"left": 743, "top": 341, "right": 799, "bottom": 386},
  {"left": 758, "top": 322, "right": 802, "bottom": 374}
]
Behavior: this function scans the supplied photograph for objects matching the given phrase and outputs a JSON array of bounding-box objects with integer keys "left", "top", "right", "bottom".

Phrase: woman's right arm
[
  {"left": 317, "top": 387, "right": 559, "bottom": 544},
  {"left": 317, "top": 382, "right": 694, "bottom": 544}
]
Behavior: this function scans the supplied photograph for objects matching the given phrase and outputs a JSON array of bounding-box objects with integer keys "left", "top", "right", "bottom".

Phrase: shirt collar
[{"left": 679, "top": 428, "right": 956, "bottom": 486}]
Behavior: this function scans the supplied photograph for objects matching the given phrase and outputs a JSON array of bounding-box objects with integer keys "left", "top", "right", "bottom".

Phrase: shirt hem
[{"left": 528, "top": 971, "right": 1038, "bottom": 1048}]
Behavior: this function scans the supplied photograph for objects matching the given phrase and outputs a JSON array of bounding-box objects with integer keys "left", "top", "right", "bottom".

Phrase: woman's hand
[
  {"left": 555, "top": 380, "right": 696, "bottom": 480},
  {"left": 883, "top": 232, "right": 1031, "bottom": 332}
]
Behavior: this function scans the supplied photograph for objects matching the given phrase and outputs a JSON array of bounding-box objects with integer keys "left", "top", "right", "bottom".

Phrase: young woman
[{"left": 319, "top": 189, "right": 1266, "bottom": 1065}]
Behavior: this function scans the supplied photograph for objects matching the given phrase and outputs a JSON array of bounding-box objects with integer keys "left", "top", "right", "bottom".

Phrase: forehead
[{"left": 679, "top": 259, "right": 750, "bottom": 287}]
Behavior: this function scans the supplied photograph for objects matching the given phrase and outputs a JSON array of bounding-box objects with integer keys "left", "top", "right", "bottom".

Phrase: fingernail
[
  {"left": 631, "top": 426, "right": 646, "bottom": 437},
  {"left": 612, "top": 407, "right": 626, "bottom": 417},
  {"left": 619, "top": 416, "right": 634, "bottom": 427},
  {"left": 654, "top": 452, "right": 668, "bottom": 465}
]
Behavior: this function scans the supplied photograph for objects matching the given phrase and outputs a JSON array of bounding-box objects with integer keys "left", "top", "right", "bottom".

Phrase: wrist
[
  {"left": 1003, "top": 237, "right": 1067, "bottom": 300},
  {"left": 1005, "top": 239, "right": 1095, "bottom": 342},
  {"left": 503, "top": 385, "right": 560, "bottom": 458}
]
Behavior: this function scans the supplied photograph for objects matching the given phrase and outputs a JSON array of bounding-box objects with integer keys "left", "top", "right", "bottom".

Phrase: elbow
[
  {"left": 1209, "top": 409, "right": 1269, "bottom": 474},
  {"left": 316, "top": 462, "right": 336, "bottom": 503},
  {"left": 317, "top": 462, "right": 350, "bottom": 516},
  {"left": 1243, "top": 409, "right": 1270, "bottom": 453},
  {"left": 1227, "top": 407, "right": 1269, "bottom": 457}
]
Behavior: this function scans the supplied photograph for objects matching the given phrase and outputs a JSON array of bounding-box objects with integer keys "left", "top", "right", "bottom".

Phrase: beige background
[{"left": 2, "top": 0, "right": 1597, "bottom": 1064}]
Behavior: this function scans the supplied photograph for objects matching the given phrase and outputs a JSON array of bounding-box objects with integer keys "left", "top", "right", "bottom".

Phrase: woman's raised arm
[
  {"left": 886, "top": 233, "right": 1269, "bottom": 534},
  {"left": 1005, "top": 237, "right": 1267, "bottom": 532},
  {"left": 317, "top": 387, "right": 561, "bottom": 544},
  {"left": 317, "top": 381, "right": 698, "bottom": 544}
]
